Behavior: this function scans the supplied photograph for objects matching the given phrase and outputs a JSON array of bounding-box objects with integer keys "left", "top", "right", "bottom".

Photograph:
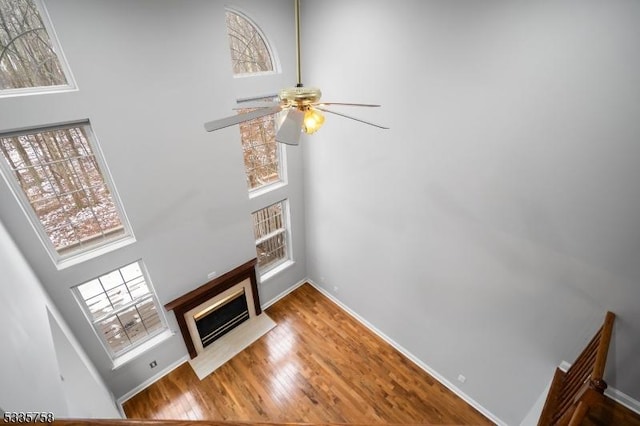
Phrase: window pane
[
  {"left": 0, "top": 124, "right": 130, "bottom": 260},
  {"left": 106, "top": 284, "right": 132, "bottom": 310},
  {"left": 252, "top": 201, "right": 289, "bottom": 270},
  {"left": 0, "top": 0, "right": 69, "bottom": 91},
  {"left": 120, "top": 262, "right": 143, "bottom": 282},
  {"left": 137, "top": 298, "right": 162, "bottom": 334},
  {"left": 126, "top": 275, "right": 149, "bottom": 300},
  {"left": 118, "top": 306, "right": 148, "bottom": 345},
  {"left": 252, "top": 201, "right": 283, "bottom": 240},
  {"left": 73, "top": 260, "right": 167, "bottom": 359},
  {"left": 238, "top": 99, "right": 281, "bottom": 191},
  {"left": 256, "top": 232, "right": 286, "bottom": 270},
  {"left": 225, "top": 10, "right": 273, "bottom": 75},
  {"left": 85, "top": 292, "right": 112, "bottom": 319},
  {"left": 99, "top": 269, "right": 124, "bottom": 290},
  {"left": 98, "top": 315, "right": 129, "bottom": 354},
  {"left": 77, "top": 279, "right": 103, "bottom": 301}
]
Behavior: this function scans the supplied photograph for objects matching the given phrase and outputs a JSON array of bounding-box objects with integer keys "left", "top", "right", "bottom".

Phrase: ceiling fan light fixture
[
  {"left": 202, "top": 0, "right": 387, "bottom": 138},
  {"left": 303, "top": 108, "right": 325, "bottom": 134}
]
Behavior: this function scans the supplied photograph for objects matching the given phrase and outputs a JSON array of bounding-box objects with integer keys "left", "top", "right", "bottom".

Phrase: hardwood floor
[
  {"left": 584, "top": 396, "right": 640, "bottom": 426},
  {"left": 123, "top": 283, "right": 492, "bottom": 425}
]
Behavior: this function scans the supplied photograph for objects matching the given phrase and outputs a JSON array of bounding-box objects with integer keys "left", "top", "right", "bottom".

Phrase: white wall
[
  {"left": 48, "top": 309, "right": 121, "bottom": 418},
  {"left": 0, "top": 0, "right": 305, "bottom": 400},
  {"left": 302, "top": 1, "right": 640, "bottom": 424},
  {"left": 0, "top": 220, "right": 69, "bottom": 415},
  {"left": 0, "top": 217, "right": 119, "bottom": 417}
]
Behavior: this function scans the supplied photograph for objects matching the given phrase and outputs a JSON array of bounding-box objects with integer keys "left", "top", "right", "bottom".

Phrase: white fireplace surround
[{"left": 184, "top": 277, "right": 257, "bottom": 356}]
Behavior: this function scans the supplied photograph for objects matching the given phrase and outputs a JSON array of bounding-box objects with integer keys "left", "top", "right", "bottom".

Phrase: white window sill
[
  {"left": 111, "top": 329, "right": 174, "bottom": 370},
  {"left": 0, "top": 84, "right": 78, "bottom": 99},
  {"left": 233, "top": 70, "right": 278, "bottom": 79},
  {"left": 260, "top": 259, "right": 294, "bottom": 283},
  {"left": 249, "top": 181, "right": 287, "bottom": 199},
  {"left": 56, "top": 236, "right": 136, "bottom": 270}
]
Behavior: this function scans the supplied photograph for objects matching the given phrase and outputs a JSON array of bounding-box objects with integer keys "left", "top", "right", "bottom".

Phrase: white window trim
[
  {"left": 72, "top": 260, "right": 170, "bottom": 367},
  {"left": 248, "top": 138, "right": 288, "bottom": 198},
  {"left": 249, "top": 180, "right": 287, "bottom": 199},
  {"left": 232, "top": 70, "right": 278, "bottom": 79},
  {"left": 260, "top": 259, "right": 295, "bottom": 283},
  {"left": 0, "top": 121, "right": 135, "bottom": 269},
  {"left": 237, "top": 96, "right": 288, "bottom": 196},
  {"left": 254, "top": 198, "right": 293, "bottom": 278},
  {"left": 0, "top": 0, "right": 78, "bottom": 98}
]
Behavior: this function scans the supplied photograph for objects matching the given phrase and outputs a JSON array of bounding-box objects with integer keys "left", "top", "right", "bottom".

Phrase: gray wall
[
  {"left": 3, "top": 0, "right": 639, "bottom": 422},
  {"left": 0, "top": 0, "right": 306, "bottom": 400},
  {"left": 0, "top": 220, "right": 69, "bottom": 415},
  {"left": 0, "top": 219, "right": 119, "bottom": 417},
  {"left": 301, "top": 1, "right": 640, "bottom": 424}
]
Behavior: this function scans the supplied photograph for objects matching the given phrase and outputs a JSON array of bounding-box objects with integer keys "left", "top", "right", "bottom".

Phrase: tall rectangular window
[
  {"left": 238, "top": 97, "right": 284, "bottom": 192},
  {"left": 0, "top": 122, "right": 133, "bottom": 266},
  {"left": 72, "top": 260, "right": 168, "bottom": 359},
  {"left": 251, "top": 200, "right": 290, "bottom": 272},
  {"left": 0, "top": 0, "right": 75, "bottom": 95}
]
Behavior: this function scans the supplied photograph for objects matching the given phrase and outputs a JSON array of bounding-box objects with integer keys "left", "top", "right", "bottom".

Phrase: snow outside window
[
  {"left": 0, "top": 122, "right": 133, "bottom": 267},
  {"left": 72, "top": 260, "right": 168, "bottom": 360}
]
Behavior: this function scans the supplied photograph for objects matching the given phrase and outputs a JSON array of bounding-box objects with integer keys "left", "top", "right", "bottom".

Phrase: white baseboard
[
  {"left": 261, "top": 277, "right": 307, "bottom": 310},
  {"left": 605, "top": 387, "right": 640, "bottom": 415},
  {"left": 120, "top": 279, "right": 640, "bottom": 424},
  {"left": 306, "top": 280, "right": 506, "bottom": 426},
  {"left": 117, "top": 354, "right": 189, "bottom": 409},
  {"left": 560, "top": 360, "right": 640, "bottom": 415}
]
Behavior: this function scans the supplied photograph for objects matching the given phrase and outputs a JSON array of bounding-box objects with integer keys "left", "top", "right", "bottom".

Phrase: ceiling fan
[{"left": 203, "top": 0, "right": 388, "bottom": 146}]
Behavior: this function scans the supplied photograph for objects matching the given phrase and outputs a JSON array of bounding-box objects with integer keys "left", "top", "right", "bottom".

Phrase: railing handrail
[{"left": 538, "top": 311, "right": 616, "bottom": 426}]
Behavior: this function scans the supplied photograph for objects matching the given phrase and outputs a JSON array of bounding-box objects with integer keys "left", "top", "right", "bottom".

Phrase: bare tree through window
[
  {"left": 252, "top": 201, "right": 289, "bottom": 270},
  {"left": 0, "top": 0, "right": 69, "bottom": 91},
  {"left": 238, "top": 97, "right": 282, "bottom": 190},
  {"left": 0, "top": 123, "right": 128, "bottom": 258},
  {"left": 225, "top": 10, "right": 273, "bottom": 75}
]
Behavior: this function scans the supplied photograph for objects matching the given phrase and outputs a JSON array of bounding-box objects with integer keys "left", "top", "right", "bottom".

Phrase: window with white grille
[
  {"left": 252, "top": 200, "right": 290, "bottom": 271},
  {"left": 0, "top": 0, "right": 75, "bottom": 95},
  {"left": 73, "top": 260, "right": 168, "bottom": 359},
  {"left": 0, "top": 122, "right": 133, "bottom": 266},
  {"left": 226, "top": 7, "right": 292, "bottom": 279}
]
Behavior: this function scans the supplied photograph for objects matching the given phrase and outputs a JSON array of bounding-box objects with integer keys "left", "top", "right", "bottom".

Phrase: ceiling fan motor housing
[{"left": 279, "top": 86, "right": 322, "bottom": 108}]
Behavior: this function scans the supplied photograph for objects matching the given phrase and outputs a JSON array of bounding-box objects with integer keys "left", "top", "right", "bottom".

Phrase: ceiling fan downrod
[{"left": 294, "top": 0, "right": 303, "bottom": 87}]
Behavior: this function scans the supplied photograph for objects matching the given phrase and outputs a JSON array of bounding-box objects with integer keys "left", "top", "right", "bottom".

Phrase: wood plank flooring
[
  {"left": 584, "top": 396, "right": 640, "bottom": 426},
  {"left": 123, "top": 283, "right": 492, "bottom": 425}
]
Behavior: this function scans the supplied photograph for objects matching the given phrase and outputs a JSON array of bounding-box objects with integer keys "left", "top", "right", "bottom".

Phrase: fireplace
[
  {"left": 195, "top": 288, "right": 249, "bottom": 348},
  {"left": 165, "top": 259, "right": 261, "bottom": 359}
]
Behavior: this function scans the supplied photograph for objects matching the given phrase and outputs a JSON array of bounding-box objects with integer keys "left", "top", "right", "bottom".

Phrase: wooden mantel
[{"left": 165, "top": 259, "right": 261, "bottom": 359}]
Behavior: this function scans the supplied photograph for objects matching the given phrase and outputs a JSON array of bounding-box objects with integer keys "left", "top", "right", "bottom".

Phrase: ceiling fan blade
[
  {"left": 276, "top": 109, "right": 304, "bottom": 145},
  {"left": 315, "top": 102, "right": 381, "bottom": 107},
  {"left": 204, "top": 105, "right": 282, "bottom": 132},
  {"left": 315, "top": 107, "right": 389, "bottom": 130},
  {"left": 233, "top": 101, "right": 282, "bottom": 110}
]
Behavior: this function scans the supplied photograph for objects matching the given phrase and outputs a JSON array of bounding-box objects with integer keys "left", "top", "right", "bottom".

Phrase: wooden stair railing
[
  {"left": 538, "top": 311, "right": 616, "bottom": 426},
  {"left": 52, "top": 421, "right": 442, "bottom": 426}
]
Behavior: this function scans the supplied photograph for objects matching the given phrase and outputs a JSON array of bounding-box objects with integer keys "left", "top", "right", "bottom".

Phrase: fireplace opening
[{"left": 194, "top": 288, "right": 249, "bottom": 348}]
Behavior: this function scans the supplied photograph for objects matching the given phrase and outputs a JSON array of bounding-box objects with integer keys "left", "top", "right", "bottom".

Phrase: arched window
[
  {"left": 225, "top": 9, "right": 274, "bottom": 75},
  {"left": 0, "top": 0, "right": 75, "bottom": 95}
]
